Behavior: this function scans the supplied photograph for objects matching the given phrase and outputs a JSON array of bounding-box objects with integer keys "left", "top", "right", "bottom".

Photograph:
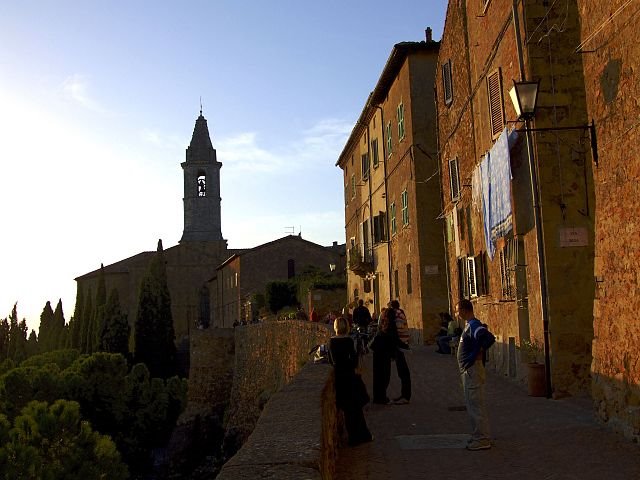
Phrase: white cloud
[
  {"left": 216, "top": 118, "right": 351, "bottom": 176},
  {"left": 62, "top": 74, "right": 107, "bottom": 113}
]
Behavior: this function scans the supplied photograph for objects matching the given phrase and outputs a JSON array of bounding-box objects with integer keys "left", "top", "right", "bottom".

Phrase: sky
[{"left": 0, "top": 1, "right": 447, "bottom": 333}]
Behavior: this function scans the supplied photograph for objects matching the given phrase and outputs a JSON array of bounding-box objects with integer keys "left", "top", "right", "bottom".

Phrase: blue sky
[{"left": 0, "top": 1, "right": 447, "bottom": 332}]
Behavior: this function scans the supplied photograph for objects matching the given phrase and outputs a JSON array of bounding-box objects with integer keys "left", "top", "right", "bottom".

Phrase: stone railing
[{"left": 217, "top": 361, "right": 339, "bottom": 479}]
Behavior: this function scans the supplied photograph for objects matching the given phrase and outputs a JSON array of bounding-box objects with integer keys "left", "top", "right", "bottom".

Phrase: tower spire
[{"left": 199, "top": 96, "right": 203, "bottom": 117}]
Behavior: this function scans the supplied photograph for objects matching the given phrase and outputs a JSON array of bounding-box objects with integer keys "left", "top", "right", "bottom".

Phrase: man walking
[
  {"left": 352, "top": 299, "right": 372, "bottom": 329},
  {"left": 456, "top": 299, "right": 492, "bottom": 450}
]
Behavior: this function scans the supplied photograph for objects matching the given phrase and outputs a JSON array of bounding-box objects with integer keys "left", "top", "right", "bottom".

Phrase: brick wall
[{"left": 578, "top": 0, "right": 640, "bottom": 441}]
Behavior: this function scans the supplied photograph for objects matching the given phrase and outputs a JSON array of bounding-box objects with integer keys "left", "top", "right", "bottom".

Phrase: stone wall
[
  {"left": 217, "top": 363, "right": 338, "bottom": 480},
  {"left": 222, "top": 320, "right": 332, "bottom": 457},
  {"left": 577, "top": 0, "right": 640, "bottom": 441}
]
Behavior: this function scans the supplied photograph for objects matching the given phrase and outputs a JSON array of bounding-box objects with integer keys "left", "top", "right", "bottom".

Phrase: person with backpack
[
  {"left": 455, "top": 299, "right": 496, "bottom": 451},
  {"left": 389, "top": 300, "right": 411, "bottom": 405}
]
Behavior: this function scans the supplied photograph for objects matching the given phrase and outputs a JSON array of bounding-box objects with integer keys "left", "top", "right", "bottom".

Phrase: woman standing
[
  {"left": 329, "top": 317, "right": 373, "bottom": 446},
  {"left": 371, "top": 307, "right": 396, "bottom": 404}
]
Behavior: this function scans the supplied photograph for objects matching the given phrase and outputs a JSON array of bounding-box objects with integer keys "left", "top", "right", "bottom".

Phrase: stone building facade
[
  {"left": 577, "top": 0, "right": 640, "bottom": 440},
  {"left": 436, "top": 0, "right": 595, "bottom": 396},
  {"left": 210, "top": 235, "right": 345, "bottom": 328},
  {"left": 337, "top": 30, "right": 449, "bottom": 344}
]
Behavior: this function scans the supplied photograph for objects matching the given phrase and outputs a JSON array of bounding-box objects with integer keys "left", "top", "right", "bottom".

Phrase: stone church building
[{"left": 76, "top": 112, "right": 344, "bottom": 358}]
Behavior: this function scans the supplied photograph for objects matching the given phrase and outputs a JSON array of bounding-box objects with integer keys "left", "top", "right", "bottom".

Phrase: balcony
[{"left": 348, "top": 246, "right": 373, "bottom": 277}]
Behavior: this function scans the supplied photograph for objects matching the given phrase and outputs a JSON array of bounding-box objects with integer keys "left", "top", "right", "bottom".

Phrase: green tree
[
  {"left": 26, "top": 330, "right": 38, "bottom": 358},
  {"left": 93, "top": 264, "right": 107, "bottom": 352},
  {"left": 69, "top": 283, "right": 85, "bottom": 349},
  {"left": 52, "top": 299, "right": 68, "bottom": 350},
  {"left": 8, "top": 305, "right": 28, "bottom": 362},
  {"left": 0, "top": 317, "right": 9, "bottom": 362},
  {"left": 265, "top": 281, "right": 297, "bottom": 313},
  {"left": 134, "top": 240, "right": 176, "bottom": 378},
  {"left": 37, "top": 301, "right": 55, "bottom": 353},
  {"left": 100, "top": 289, "right": 130, "bottom": 357},
  {"left": 81, "top": 288, "right": 93, "bottom": 354},
  {"left": 0, "top": 399, "right": 129, "bottom": 479}
]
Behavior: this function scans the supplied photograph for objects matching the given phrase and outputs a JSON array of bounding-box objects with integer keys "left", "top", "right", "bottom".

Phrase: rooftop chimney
[{"left": 425, "top": 27, "right": 433, "bottom": 43}]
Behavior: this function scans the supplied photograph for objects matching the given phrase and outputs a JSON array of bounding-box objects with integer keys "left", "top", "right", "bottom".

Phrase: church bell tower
[{"left": 180, "top": 111, "right": 223, "bottom": 243}]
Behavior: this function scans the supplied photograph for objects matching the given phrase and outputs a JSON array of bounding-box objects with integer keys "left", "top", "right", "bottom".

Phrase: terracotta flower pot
[{"left": 527, "top": 362, "right": 546, "bottom": 397}]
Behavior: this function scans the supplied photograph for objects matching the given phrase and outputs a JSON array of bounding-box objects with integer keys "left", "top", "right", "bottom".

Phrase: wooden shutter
[
  {"left": 487, "top": 68, "right": 505, "bottom": 139},
  {"left": 449, "top": 158, "right": 460, "bottom": 202},
  {"left": 442, "top": 60, "right": 453, "bottom": 106},
  {"left": 467, "top": 257, "right": 478, "bottom": 298}
]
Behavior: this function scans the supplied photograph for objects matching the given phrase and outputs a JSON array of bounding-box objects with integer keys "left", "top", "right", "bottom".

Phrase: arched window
[{"left": 197, "top": 175, "right": 207, "bottom": 197}]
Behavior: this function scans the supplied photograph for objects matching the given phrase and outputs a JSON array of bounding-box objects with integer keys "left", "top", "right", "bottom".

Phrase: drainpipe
[
  {"left": 513, "top": 0, "right": 553, "bottom": 398},
  {"left": 433, "top": 86, "right": 452, "bottom": 314},
  {"left": 375, "top": 104, "right": 393, "bottom": 302}
]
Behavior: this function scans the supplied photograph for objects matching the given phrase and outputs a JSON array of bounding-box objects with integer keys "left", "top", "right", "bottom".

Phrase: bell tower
[{"left": 180, "top": 111, "right": 223, "bottom": 243}]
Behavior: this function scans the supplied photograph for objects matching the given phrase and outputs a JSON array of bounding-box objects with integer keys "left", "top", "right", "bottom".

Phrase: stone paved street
[{"left": 335, "top": 346, "right": 640, "bottom": 480}]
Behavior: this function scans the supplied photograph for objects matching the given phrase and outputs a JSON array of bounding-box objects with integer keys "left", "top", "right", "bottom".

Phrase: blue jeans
[{"left": 461, "top": 362, "right": 490, "bottom": 441}]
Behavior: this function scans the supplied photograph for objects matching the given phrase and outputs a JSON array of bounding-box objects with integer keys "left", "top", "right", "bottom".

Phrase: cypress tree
[
  {"left": 26, "top": 329, "right": 38, "bottom": 358},
  {"left": 38, "top": 301, "right": 55, "bottom": 353},
  {"left": 100, "top": 289, "right": 130, "bottom": 357},
  {"left": 0, "top": 316, "right": 9, "bottom": 362},
  {"left": 81, "top": 289, "right": 94, "bottom": 354},
  {"left": 52, "top": 299, "right": 67, "bottom": 350},
  {"left": 69, "top": 283, "right": 85, "bottom": 349},
  {"left": 134, "top": 239, "right": 176, "bottom": 378},
  {"left": 8, "top": 304, "right": 27, "bottom": 362},
  {"left": 93, "top": 264, "right": 107, "bottom": 352}
]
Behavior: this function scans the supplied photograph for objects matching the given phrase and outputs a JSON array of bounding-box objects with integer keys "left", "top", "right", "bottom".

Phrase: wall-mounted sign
[
  {"left": 424, "top": 265, "right": 439, "bottom": 275},
  {"left": 559, "top": 227, "right": 589, "bottom": 247}
]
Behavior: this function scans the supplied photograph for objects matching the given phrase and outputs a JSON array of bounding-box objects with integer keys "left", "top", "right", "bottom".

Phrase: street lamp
[{"left": 509, "top": 80, "right": 540, "bottom": 121}]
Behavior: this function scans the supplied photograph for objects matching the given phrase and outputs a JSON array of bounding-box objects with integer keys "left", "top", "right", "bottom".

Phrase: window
[
  {"left": 467, "top": 257, "right": 478, "bottom": 298},
  {"left": 449, "top": 158, "right": 460, "bottom": 202},
  {"left": 197, "top": 174, "right": 207, "bottom": 197},
  {"left": 406, "top": 264, "right": 412, "bottom": 294},
  {"left": 500, "top": 238, "right": 517, "bottom": 299},
  {"left": 459, "top": 253, "right": 488, "bottom": 300},
  {"left": 361, "top": 153, "right": 369, "bottom": 180},
  {"left": 363, "top": 278, "right": 371, "bottom": 293},
  {"left": 457, "top": 257, "right": 469, "bottom": 300},
  {"left": 487, "top": 68, "right": 505, "bottom": 139},
  {"left": 371, "top": 138, "right": 379, "bottom": 168},
  {"left": 351, "top": 174, "right": 356, "bottom": 199},
  {"left": 287, "top": 259, "right": 295, "bottom": 279},
  {"left": 397, "top": 102, "right": 405, "bottom": 140},
  {"left": 401, "top": 190, "right": 409, "bottom": 226},
  {"left": 386, "top": 121, "right": 393, "bottom": 156},
  {"left": 442, "top": 60, "right": 453, "bottom": 106},
  {"left": 373, "top": 211, "right": 387, "bottom": 243},
  {"left": 475, "top": 252, "right": 489, "bottom": 296},
  {"left": 394, "top": 269, "right": 399, "bottom": 298},
  {"left": 344, "top": 183, "right": 349, "bottom": 205},
  {"left": 390, "top": 202, "right": 397, "bottom": 235}
]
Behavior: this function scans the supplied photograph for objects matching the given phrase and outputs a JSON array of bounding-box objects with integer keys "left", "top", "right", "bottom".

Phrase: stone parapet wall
[
  {"left": 187, "top": 327, "right": 235, "bottom": 413},
  {"left": 217, "top": 363, "right": 338, "bottom": 480},
  {"left": 222, "top": 320, "right": 332, "bottom": 455}
]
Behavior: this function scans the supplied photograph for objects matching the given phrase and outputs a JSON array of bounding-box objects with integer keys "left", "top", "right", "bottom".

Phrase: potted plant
[{"left": 521, "top": 338, "right": 546, "bottom": 397}]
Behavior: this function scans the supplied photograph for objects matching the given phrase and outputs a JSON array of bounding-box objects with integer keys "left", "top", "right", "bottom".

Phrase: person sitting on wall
[
  {"left": 295, "top": 305, "right": 309, "bottom": 321},
  {"left": 436, "top": 312, "right": 461, "bottom": 354}
]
